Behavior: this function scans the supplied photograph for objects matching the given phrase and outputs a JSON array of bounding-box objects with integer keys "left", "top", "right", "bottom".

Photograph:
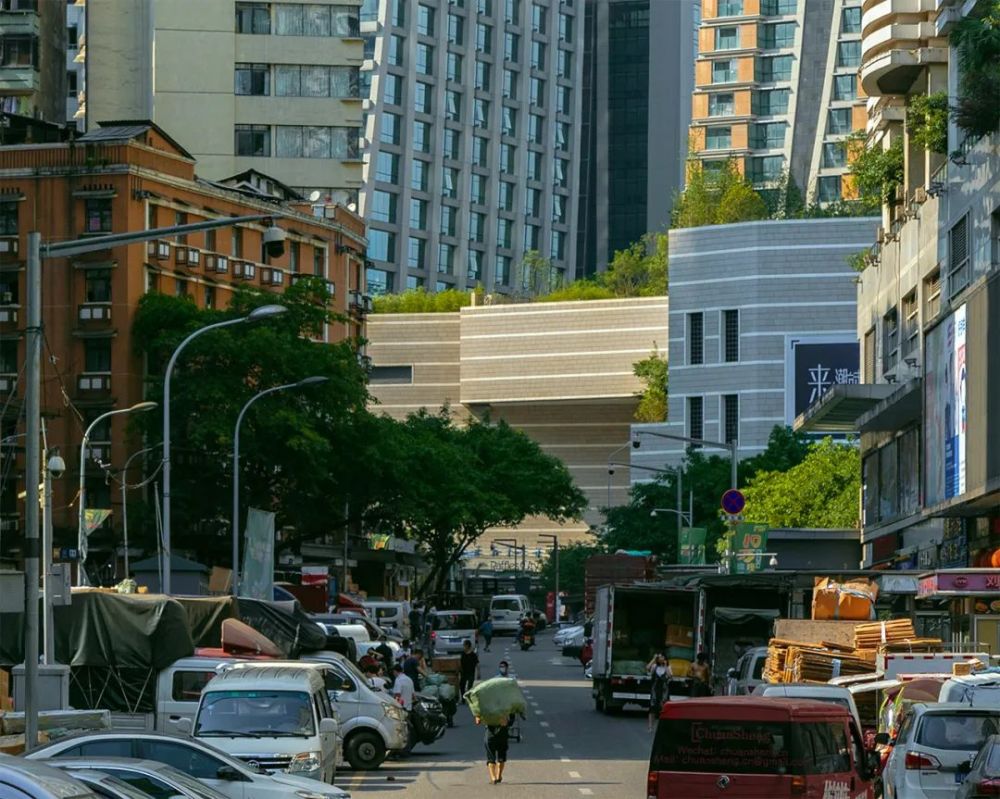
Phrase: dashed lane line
[
  {"left": 539, "top": 721, "right": 550, "bottom": 727},
  {"left": 568, "top": 771, "right": 581, "bottom": 779},
  {"left": 553, "top": 743, "right": 564, "bottom": 749},
  {"left": 546, "top": 732, "right": 557, "bottom": 738},
  {"left": 579, "top": 789, "right": 593, "bottom": 796}
]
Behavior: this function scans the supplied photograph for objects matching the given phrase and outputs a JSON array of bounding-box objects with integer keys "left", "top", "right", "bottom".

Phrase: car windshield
[
  {"left": 112, "top": 765, "right": 230, "bottom": 799},
  {"left": 492, "top": 600, "right": 521, "bottom": 612},
  {"left": 195, "top": 690, "right": 315, "bottom": 738},
  {"left": 433, "top": 613, "right": 477, "bottom": 631},
  {"left": 917, "top": 713, "right": 1000, "bottom": 751},
  {"left": 752, "top": 659, "right": 766, "bottom": 680},
  {"left": 73, "top": 772, "right": 169, "bottom": 799}
]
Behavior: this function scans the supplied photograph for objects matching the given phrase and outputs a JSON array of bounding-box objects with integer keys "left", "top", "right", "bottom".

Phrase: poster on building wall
[
  {"left": 925, "top": 304, "right": 968, "bottom": 506},
  {"left": 240, "top": 507, "right": 275, "bottom": 601},
  {"left": 784, "top": 337, "right": 860, "bottom": 425}
]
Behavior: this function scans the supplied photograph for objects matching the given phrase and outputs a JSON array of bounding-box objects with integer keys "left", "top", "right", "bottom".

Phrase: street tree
[
  {"left": 538, "top": 541, "right": 605, "bottom": 605},
  {"left": 633, "top": 351, "right": 668, "bottom": 423},
  {"left": 742, "top": 437, "right": 861, "bottom": 529}
]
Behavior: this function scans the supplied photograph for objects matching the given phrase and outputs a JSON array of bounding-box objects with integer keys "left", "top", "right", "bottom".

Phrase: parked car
[
  {"left": 361, "top": 601, "right": 410, "bottom": 638},
  {"left": 64, "top": 769, "right": 160, "bottom": 799},
  {"left": 317, "top": 613, "right": 403, "bottom": 644},
  {"left": 426, "top": 609, "right": 479, "bottom": 655},
  {"left": 752, "top": 683, "right": 862, "bottom": 732},
  {"left": 27, "top": 730, "right": 350, "bottom": 799},
  {"left": 39, "top": 759, "right": 232, "bottom": 799},
  {"left": 554, "top": 625, "right": 584, "bottom": 648},
  {"left": 489, "top": 595, "right": 530, "bottom": 634},
  {"left": 726, "top": 646, "right": 768, "bottom": 696},
  {"left": 0, "top": 754, "right": 101, "bottom": 799},
  {"left": 956, "top": 732, "right": 1000, "bottom": 799},
  {"left": 882, "top": 703, "right": 1000, "bottom": 799}
]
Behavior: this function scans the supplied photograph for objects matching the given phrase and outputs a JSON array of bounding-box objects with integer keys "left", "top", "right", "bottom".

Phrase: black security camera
[
  {"left": 632, "top": 438, "right": 641, "bottom": 449},
  {"left": 263, "top": 225, "right": 287, "bottom": 259}
]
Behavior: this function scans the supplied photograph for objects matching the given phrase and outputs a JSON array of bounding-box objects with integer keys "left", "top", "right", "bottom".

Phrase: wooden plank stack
[
  {"left": 783, "top": 645, "right": 875, "bottom": 683},
  {"left": 853, "top": 619, "right": 916, "bottom": 649}
]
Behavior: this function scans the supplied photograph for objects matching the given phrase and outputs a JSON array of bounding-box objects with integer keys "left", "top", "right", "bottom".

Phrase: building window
[
  {"left": 750, "top": 121, "right": 785, "bottom": 149},
  {"left": 705, "top": 126, "right": 731, "bottom": 150},
  {"left": 446, "top": 52, "right": 463, "bottom": 83},
  {"left": 414, "top": 82, "right": 431, "bottom": 114},
  {"left": 749, "top": 155, "right": 784, "bottom": 183},
  {"left": 275, "top": 125, "right": 359, "bottom": 158},
  {"left": 817, "top": 175, "right": 842, "bottom": 202},
  {"left": 752, "top": 88, "right": 789, "bottom": 115},
  {"left": 882, "top": 306, "right": 899, "bottom": 373},
  {"left": 558, "top": 13, "right": 572, "bottom": 42},
  {"left": 498, "top": 180, "right": 514, "bottom": 210},
  {"left": 837, "top": 40, "right": 860, "bottom": 68},
  {"left": 833, "top": 74, "right": 856, "bottom": 101},
  {"left": 473, "top": 136, "right": 489, "bottom": 166},
  {"left": 361, "top": 0, "right": 378, "bottom": 23},
  {"left": 708, "top": 93, "right": 734, "bottom": 117},
  {"left": 411, "top": 160, "right": 428, "bottom": 192},
  {"left": 313, "top": 246, "right": 325, "bottom": 276},
  {"left": 761, "top": 0, "right": 796, "bottom": 13},
  {"left": 718, "top": 0, "right": 743, "bottom": 15},
  {"left": 391, "top": 0, "right": 405, "bottom": 27},
  {"left": 524, "top": 223, "right": 540, "bottom": 251},
  {"left": 84, "top": 339, "right": 112, "bottom": 373},
  {"left": 478, "top": 0, "right": 493, "bottom": 16},
  {"left": 503, "top": 69, "right": 518, "bottom": 99},
  {"left": 532, "top": 3, "right": 546, "bottom": 33},
  {"left": 440, "top": 205, "right": 456, "bottom": 236},
  {"left": 85, "top": 269, "right": 112, "bottom": 303},
  {"left": 557, "top": 49, "right": 572, "bottom": 78},
  {"left": 552, "top": 194, "right": 566, "bottom": 224},
  {"left": 761, "top": 22, "right": 795, "bottom": 49},
  {"left": 367, "top": 230, "right": 395, "bottom": 262},
  {"left": 949, "top": 215, "right": 970, "bottom": 296},
  {"left": 388, "top": 34, "right": 405, "bottom": 66},
  {"left": 471, "top": 174, "right": 487, "bottom": 205},
  {"left": 822, "top": 142, "right": 847, "bottom": 168},
  {"left": 554, "top": 120, "right": 569, "bottom": 150},
  {"left": 413, "top": 120, "right": 431, "bottom": 152},
  {"left": 84, "top": 199, "right": 112, "bottom": 233},
  {"left": 0, "top": 202, "right": 16, "bottom": 236},
  {"left": 438, "top": 242, "right": 455, "bottom": 273},
  {"left": 367, "top": 266, "right": 393, "bottom": 294},
  {"left": 496, "top": 254, "right": 511, "bottom": 285},
  {"left": 828, "top": 108, "right": 852, "bottom": 134},
  {"left": 723, "top": 309, "right": 739, "bottom": 362},
  {"left": 448, "top": 13, "right": 464, "bottom": 44},
  {"left": 497, "top": 218, "right": 512, "bottom": 249},
  {"left": 688, "top": 312, "right": 704, "bottom": 365},
  {"left": 407, "top": 236, "right": 426, "bottom": 269},
  {"left": 477, "top": 23, "right": 493, "bottom": 53},
  {"left": 231, "top": 228, "right": 243, "bottom": 258},
  {"left": 527, "top": 150, "right": 543, "bottom": 181},
  {"left": 416, "top": 43, "right": 434, "bottom": 74},
  {"left": 550, "top": 230, "right": 565, "bottom": 261},
  {"left": 757, "top": 54, "right": 792, "bottom": 82},
  {"left": 442, "top": 167, "right": 459, "bottom": 198},
  {"left": 0, "top": 35, "right": 34, "bottom": 68},
  {"left": 501, "top": 106, "right": 517, "bottom": 136},
  {"left": 901, "top": 290, "right": 919, "bottom": 357},
  {"left": 530, "top": 77, "right": 545, "bottom": 106},
  {"left": 445, "top": 90, "right": 461, "bottom": 121},
  {"left": 712, "top": 59, "right": 736, "bottom": 83},
  {"left": 236, "top": 2, "right": 271, "bottom": 34},
  {"left": 715, "top": 27, "right": 739, "bottom": 50},
  {"left": 175, "top": 278, "right": 189, "bottom": 298},
  {"left": 688, "top": 396, "right": 704, "bottom": 441},
  {"left": 468, "top": 249, "right": 483, "bottom": 282},
  {"left": 370, "top": 190, "right": 397, "bottom": 223},
  {"left": 235, "top": 63, "right": 270, "bottom": 95},
  {"left": 380, "top": 113, "right": 400, "bottom": 145},
  {"left": 505, "top": 0, "right": 520, "bottom": 24},
  {"left": 500, "top": 143, "right": 516, "bottom": 174},
  {"left": 504, "top": 32, "right": 520, "bottom": 61},
  {"left": 723, "top": 394, "right": 739, "bottom": 444},
  {"left": 274, "top": 4, "right": 359, "bottom": 36},
  {"left": 273, "top": 65, "right": 359, "bottom": 97},
  {"left": 410, "top": 199, "right": 427, "bottom": 230},
  {"left": 525, "top": 187, "right": 541, "bottom": 216},
  {"left": 475, "top": 60, "right": 491, "bottom": 91},
  {"left": 842, "top": 6, "right": 861, "bottom": 33},
  {"left": 469, "top": 212, "right": 485, "bottom": 243},
  {"left": 417, "top": 4, "right": 435, "bottom": 35},
  {"left": 204, "top": 285, "right": 216, "bottom": 310},
  {"left": 557, "top": 85, "right": 572, "bottom": 115},
  {"left": 531, "top": 40, "right": 545, "bottom": 70},
  {"left": 923, "top": 269, "right": 941, "bottom": 320},
  {"left": 474, "top": 98, "right": 490, "bottom": 128},
  {"left": 383, "top": 74, "right": 403, "bottom": 105},
  {"left": 443, "top": 128, "right": 460, "bottom": 159}
]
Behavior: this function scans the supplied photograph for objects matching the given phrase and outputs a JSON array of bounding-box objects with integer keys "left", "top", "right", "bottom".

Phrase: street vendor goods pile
[
  {"left": 764, "top": 616, "right": 943, "bottom": 684},
  {"left": 464, "top": 677, "right": 528, "bottom": 725},
  {"left": 812, "top": 577, "right": 878, "bottom": 621}
]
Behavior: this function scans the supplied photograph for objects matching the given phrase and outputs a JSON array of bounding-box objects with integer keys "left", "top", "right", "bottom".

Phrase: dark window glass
[
  {"left": 84, "top": 198, "right": 112, "bottom": 233},
  {"left": 234, "top": 124, "right": 271, "bottom": 156},
  {"left": 688, "top": 396, "right": 704, "bottom": 441},
  {"left": 0, "top": 202, "right": 16, "bottom": 235},
  {"left": 236, "top": 2, "right": 271, "bottom": 34},
  {"left": 235, "top": 63, "right": 269, "bottom": 95},
  {"left": 724, "top": 394, "right": 739, "bottom": 445},
  {"left": 85, "top": 269, "right": 111, "bottom": 303},
  {"left": 137, "top": 741, "right": 224, "bottom": 780},
  {"left": 724, "top": 309, "right": 739, "bottom": 362},
  {"left": 688, "top": 312, "right": 703, "bottom": 365}
]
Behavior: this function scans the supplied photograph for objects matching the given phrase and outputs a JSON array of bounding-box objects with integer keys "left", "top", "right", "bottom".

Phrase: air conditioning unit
[
  {"left": 214, "top": 255, "right": 229, "bottom": 274},
  {"left": 914, "top": 186, "right": 928, "bottom": 203},
  {"left": 876, "top": 226, "right": 886, "bottom": 244}
]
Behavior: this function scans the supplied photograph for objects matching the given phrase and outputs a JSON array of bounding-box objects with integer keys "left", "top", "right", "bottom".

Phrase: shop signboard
[
  {"left": 925, "top": 304, "right": 968, "bottom": 506},
  {"left": 733, "top": 523, "right": 769, "bottom": 574},
  {"left": 678, "top": 527, "right": 707, "bottom": 565},
  {"left": 784, "top": 336, "right": 860, "bottom": 425},
  {"left": 917, "top": 570, "right": 1000, "bottom": 598}
]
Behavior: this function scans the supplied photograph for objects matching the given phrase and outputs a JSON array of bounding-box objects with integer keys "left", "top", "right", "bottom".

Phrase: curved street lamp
[
  {"left": 161, "top": 304, "right": 286, "bottom": 595},
  {"left": 231, "top": 375, "right": 328, "bottom": 596},
  {"left": 77, "top": 401, "right": 158, "bottom": 586}
]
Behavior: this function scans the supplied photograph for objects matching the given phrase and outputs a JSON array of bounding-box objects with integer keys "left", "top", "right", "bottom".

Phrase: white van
[
  {"left": 190, "top": 665, "right": 339, "bottom": 783},
  {"left": 939, "top": 671, "right": 1000, "bottom": 706},
  {"left": 362, "top": 601, "right": 410, "bottom": 638},
  {"left": 752, "top": 683, "right": 862, "bottom": 732},
  {"left": 303, "top": 651, "right": 410, "bottom": 770},
  {"left": 490, "top": 594, "right": 530, "bottom": 634}
]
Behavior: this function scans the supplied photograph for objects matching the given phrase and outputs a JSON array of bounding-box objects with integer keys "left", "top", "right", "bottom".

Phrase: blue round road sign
[{"left": 721, "top": 489, "right": 745, "bottom": 515}]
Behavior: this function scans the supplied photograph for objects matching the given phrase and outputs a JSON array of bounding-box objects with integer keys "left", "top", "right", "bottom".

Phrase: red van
[{"left": 647, "top": 696, "right": 880, "bottom": 799}]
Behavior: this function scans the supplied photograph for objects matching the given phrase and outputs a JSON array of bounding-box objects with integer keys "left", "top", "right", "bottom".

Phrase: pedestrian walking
[
  {"left": 479, "top": 617, "right": 494, "bottom": 652},
  {"left": 460, "top": 639, "right": 480, "bottom": 701},
  {"left": 476, "top": 715, "right": 510, "bottom": 784},
  {"left": 392, "top": 663, "right": 415, "bottom": 711},
  {"left": 404, "top": 647, "right": 427, "bottom": 691},
  {"left": 374, "top": 634, "right": 394, "bottom": 668},
  {"left": 690, "top": 651, "right": 713, "bottom": 697},
  {"left": 646, "top": 653, "right": 672, "bottom": 732}
]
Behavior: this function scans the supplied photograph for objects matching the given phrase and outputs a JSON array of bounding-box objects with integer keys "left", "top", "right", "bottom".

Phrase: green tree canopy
[
  {"left": 849, "top": 134, "right": 904, "bottom": 206},
  {"left": 372, "top": 288, "right": 475, "bottom": 313},
  {"left": 538, "top": 542, "right": 605, "bottom": 603},
  {"left": 633, "top": 351, "right": 668, "bottom": 423},
  {"left": 952, "top": 2, "right": 1000, "bottom": 138},
  {"left": 742, "top": 438, "right": 861, "bottom": 529},
  {"left": 672, "top": 160, "right": 769, "bottom": 229}
]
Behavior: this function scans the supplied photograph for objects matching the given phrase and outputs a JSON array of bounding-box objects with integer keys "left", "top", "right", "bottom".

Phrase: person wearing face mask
[
  {"left": 646, "top": 653, "right": 672, "bottom": 732},
  {"left": 497, "top": 659, "right": 511, "bottom": 678}
]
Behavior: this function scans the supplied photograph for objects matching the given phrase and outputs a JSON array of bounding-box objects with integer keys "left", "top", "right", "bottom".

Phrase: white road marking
[
  {"left": 539, "top": 721, "right": 550, "bottom": 727},
  {"left": 560, "top": 757, "right": 572, "bottom": 763},
  {"left": 578, "top": 789, "right": 593, "bottom": 796},
  {"left": 530, "top": 701, "right": 539, "bottom": 707},
  {"left": 553, "top": 743, "right": 564, "bottom": 749},
  {"left": 568, "top": 771, "right": 581, "bottom": 779},
  {"left": 546, "top": 732, "right": 556, "bottom": 738},
  {"left": 534, "top": 710, "right": 544, "bottom": 715}
]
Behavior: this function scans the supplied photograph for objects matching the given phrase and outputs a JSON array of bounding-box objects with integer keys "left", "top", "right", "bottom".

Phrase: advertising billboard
[
  {"left": 784, "top": 337, "right": 861, "bottom": 424},
  {"left": 925, "top": 304, "right": 967, "bottom": 506}
]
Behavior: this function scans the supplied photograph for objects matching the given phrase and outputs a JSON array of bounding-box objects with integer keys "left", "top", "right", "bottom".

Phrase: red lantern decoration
[{"left": 990, "top": 549, "right": 1000, "bottom": 568}]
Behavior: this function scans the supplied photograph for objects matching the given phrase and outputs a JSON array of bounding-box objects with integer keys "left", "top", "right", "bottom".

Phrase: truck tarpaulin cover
[
  {"left": 714, "top": 608, "right": 782, "bottom": 625},
  {"left": 173, "top": 596, "right": 238, "bottom": 649},
  {"left": 235, "top": 596, "right": 327, "bottom": 657}
]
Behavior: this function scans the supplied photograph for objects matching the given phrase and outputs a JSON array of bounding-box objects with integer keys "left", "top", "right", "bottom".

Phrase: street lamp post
[
  {"left": 231, "top": 376, "right": 328, "bottom": 596},
  {"left": 120, "top": 443, "right": 163, "bottom": 578},
  {"left": 77, "top": 402, "right": 158, "bottom": 586},
  {"left": 162, "top": 303, "right": 286, "bottom": 595},
  {"left": 650, "top": 507, "right": 694, "bottom": 525},
  {"left": 537, "top": 534, "right": 560, "bottom": 623}
]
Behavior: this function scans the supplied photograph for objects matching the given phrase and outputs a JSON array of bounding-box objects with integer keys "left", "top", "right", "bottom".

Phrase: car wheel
[{"left": 345, "top": 730, "right": 387, "bottom": 770}]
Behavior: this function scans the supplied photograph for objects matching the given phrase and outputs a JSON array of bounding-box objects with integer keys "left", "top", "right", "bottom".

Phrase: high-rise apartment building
[
  {"left": 689, "top": 0, "right": 866, "bottom": 206},
  {"left": 0, "top": 0, "right": 66, "bottom": 124},
  {"left": 82, "top": 0, "right": 364, "bottom": 204},
  {"left": 577, "top": 0, "right": 697, "bottom": 274},
  {"left": 360, "top": 0, "right": 584, "bottom": 295},
  {"left": 66, "top": 0, "right": 85, "bottom": 130}
]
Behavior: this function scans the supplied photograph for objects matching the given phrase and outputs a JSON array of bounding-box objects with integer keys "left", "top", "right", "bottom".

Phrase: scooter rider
[{"left": 517, "top": 614, "right": 536, "bottom": 647}]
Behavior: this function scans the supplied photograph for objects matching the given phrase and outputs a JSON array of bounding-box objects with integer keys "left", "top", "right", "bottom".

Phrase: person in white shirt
[{"left": 392, "top": 663, "right": 415, "bottom": 710}]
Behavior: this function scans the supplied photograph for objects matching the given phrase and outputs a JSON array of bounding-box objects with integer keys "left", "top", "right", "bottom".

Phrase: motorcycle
[
  {"left": 519, "top": 631, "right": 535, "bottom": 651},
  {"left": 401, "top": 693, "right": 448, "bottom": 755}
]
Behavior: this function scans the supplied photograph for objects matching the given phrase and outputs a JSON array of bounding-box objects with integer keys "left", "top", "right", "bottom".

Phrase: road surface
[{"left": 342, "top": 631, "right": 650, "bottom": 798}]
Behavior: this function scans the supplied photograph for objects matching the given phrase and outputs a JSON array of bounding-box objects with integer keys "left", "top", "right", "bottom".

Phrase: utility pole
[
  {"left": 23, "top": 232, "right": 40, "bottom": 751},
  {"left": 342, "top": 500, "right": 349, "bottom": 596}
]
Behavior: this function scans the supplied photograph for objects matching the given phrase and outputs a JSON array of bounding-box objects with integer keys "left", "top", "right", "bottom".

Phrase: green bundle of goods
[
  {"left": 425, "top": 672, "right": 447, "bottom": 687},
  {"left": 665, "top": 646, "right": 695, "bottom": 661},
  {"left": 421, "top": 685, "right": 440, "bottom": 698},
  {"left": 465, "top": 677, "right": 527, "bottom": 725},
  {"left": 438, "top": 684, "right": 457, "bottom": 701},
  {"left": 611, "top": 659, "right": 647, "bottom": 676}
]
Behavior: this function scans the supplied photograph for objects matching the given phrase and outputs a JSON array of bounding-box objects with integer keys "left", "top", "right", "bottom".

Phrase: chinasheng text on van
[{"left": 647, "top": 696, "right": 880, "bottom": 799}]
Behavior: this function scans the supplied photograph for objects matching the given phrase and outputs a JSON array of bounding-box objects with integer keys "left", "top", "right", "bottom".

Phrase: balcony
[
  {"left": 861, "top": 0, "right": 943, "bottom": 96},
  {"left": 147, "top": 239, "right": 171, "bottom": 261},
  {"left": 233, "top": 261, "right": 256, "bottom": 281},
  {"left": 0, "top": 64, "right": 38, "bottom": 95},
  {"left": 78, "top": 302, "right": 111, "bottom": 323},
  {"left": 204, "top": 253, "right": 229, "bottom": 275},
  {"left": 175, "top": 246, "right": 201, "bottom": 269},
  {"left": 0, "top": 13, "right": 39, "bottom": 38},
  {"left": 77, "top": 372, "right": 111, "bottom": 394},
  {"left": 348, "top": 289, "right": 373, "bottom": 315},
  {"left": 261, "top": 267, "right": 284, "bottom": 287}
]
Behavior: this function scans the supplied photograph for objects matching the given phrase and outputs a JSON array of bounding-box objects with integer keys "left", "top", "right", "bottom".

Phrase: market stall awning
[{"left": 794, "top": 383, "right": 897, "bottom": 433}]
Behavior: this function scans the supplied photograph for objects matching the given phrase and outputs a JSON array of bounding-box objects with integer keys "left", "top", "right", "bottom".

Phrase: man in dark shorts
[
  {"left": 459, "top": 639, "right": 480, "bottom": 702},
  {"left": 477, "top": 715, "right": 510, "bottom": 784}
]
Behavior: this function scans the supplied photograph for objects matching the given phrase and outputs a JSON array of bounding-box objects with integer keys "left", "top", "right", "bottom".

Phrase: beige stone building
[
  {"left": 81, "top": 0, "right": 363, "bottom": 204},
  {"left": 365, "top": 296, "right": 669, "bottom": 570}
]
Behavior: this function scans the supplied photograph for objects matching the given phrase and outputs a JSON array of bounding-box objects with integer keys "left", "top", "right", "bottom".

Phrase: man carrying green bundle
[{"left": 476, "top": 715, "right": 510, "bottom": 784}]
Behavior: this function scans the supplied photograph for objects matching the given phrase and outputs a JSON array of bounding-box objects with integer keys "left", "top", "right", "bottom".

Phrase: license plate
[{"left": 956, "top": 772, "right": 966, "bottom": 783}]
